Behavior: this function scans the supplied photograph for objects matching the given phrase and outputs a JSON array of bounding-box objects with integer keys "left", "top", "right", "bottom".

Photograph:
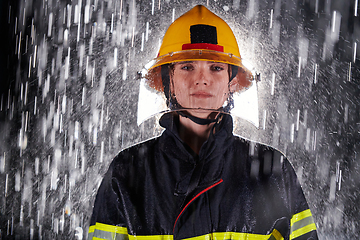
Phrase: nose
[{"left": 195, "top": 67, "right": 210, "bottom": 86}]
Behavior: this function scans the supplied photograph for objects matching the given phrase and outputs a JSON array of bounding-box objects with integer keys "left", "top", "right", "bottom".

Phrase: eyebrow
[
  {"left": 175, "top": 61, "right": 227, "bottom": 65},
  {"left": 176, "top": 61, "right": 194, "bottom": 64}
]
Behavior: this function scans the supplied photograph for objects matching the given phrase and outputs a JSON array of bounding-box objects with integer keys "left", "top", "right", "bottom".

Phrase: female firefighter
[{"left": 88, "top": 5, "right": 318, "bottom": 240}]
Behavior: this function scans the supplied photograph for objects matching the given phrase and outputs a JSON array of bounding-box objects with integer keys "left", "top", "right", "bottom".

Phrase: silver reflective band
[
  {"left": 290, "top": 215, "right": 315, "bottom": 233},
  {"left": 88, "top": 229, "right": 129, "bottom": 240}
]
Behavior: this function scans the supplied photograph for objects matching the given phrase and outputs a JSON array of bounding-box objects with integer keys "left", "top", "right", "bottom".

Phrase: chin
[{"left": 186, "top": 108, "right": 220, "bottom": 119}]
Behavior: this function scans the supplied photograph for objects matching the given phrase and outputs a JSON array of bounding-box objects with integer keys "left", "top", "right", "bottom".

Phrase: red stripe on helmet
[{"left": 182, "top": 43, "right": 224, "bottom": 52}]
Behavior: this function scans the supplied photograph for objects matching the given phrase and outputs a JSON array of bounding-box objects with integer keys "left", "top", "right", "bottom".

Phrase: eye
[
  {"left": 180, "top": 64, "right": 194, "bottom": 71},
  {"left": 211, "top": 65, "right": 225, "bottom": 71}
]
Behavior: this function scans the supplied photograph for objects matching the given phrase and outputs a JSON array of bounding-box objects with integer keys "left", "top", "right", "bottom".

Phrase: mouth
[{"left": 190, "top": 91, "right": 213, "bottom": 98}]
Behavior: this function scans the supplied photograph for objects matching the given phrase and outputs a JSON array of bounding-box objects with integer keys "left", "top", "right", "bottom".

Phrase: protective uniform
[
  {"left": 88, "top": 113, "right": 318, "bottom": 240},
  {"left": 89, "top": 5, "right": 318, "bottom": 240}
]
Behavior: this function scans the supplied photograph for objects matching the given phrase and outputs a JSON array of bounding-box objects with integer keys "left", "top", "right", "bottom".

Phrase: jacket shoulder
[
  {"left": 232, "top": 135, "right": 284, "bottom": 155},
  {"left": 109, "top": 137, "right": 161, "bottom": 176},
  {"left": 232, "top": 136, "right": 291, "bottom": 176},
  {"left": 115, "top": 137, "right": 160, "bottom": 159}
]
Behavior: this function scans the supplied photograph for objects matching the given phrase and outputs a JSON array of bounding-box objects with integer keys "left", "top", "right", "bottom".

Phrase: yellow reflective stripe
[
  {"left": 88, "top": 223, "right": 284, "bottom": 240},
  {"left": 270, "top": 229, "right": 284, "bottom": 240},
  {"left": 184, "top": 229, "right": 283, "bottom": 240},
  {"left": 290, "top": 209, "right": 312, "bottom": 225},
  {"left": 88, "top": 225, "right": 95, "bottom": 239},
  {"left": 291, "top": 216, "right": 314, "bottom": 234},
  {"left": 290, "top": 223, "right": 316, "bottom": 240},
  {"left": 94, "top": 222, "right": 128, "bottom": 234},
  {"left": 89, "top": 225, "right": 96, "bottom": 233},
  {"left": 290, "top": 209, "right": 317, "bottom": 240},
  {"left": 88, "top": 222, "right": 128, "bottom": 240},
  {"left": 88, "top": 222, "right": 173, "bottom": 240},
  {"left": 128, "top": 236, "right": 173, "bottom": 240}
]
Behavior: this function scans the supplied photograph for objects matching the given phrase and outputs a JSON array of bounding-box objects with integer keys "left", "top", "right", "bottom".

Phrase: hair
[{"left": 161, "top": 64, "right": 179, "bottom": 109}]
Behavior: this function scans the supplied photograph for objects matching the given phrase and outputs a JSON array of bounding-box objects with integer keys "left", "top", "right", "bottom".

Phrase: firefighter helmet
[{"left": 145, "top": 4, "right": 254, "bottom": 93}]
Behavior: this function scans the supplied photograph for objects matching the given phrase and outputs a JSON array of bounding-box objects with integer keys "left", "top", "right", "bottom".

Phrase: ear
[
  {"left": 229, "top": 74, "right": 239, "bottom": 93},
  {"left": 229, "top": 68, "right": 254, "bottom": 93}
]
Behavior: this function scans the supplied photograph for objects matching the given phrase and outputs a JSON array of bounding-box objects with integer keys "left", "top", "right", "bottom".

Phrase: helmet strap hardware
[{"left": 255, "top": 73, "right": 261, "bottom": 82}]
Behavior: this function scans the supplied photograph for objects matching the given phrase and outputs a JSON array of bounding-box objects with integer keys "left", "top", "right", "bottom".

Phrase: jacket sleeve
[
  {"left": 87, "top": 160, "right": 129, "bottom": 240},
  {"left": 282, "top": 156, "right": 318, "bottom": 240}
]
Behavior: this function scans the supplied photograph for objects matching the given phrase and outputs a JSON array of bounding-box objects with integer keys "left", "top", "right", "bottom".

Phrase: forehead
[{"left": 174, "top": 61, "right": 228, "bottom": 65}]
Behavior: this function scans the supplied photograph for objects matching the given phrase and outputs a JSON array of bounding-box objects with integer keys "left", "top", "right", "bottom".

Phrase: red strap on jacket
[{"left": 173, "top": 179, "right": 224, "bottom": 233}]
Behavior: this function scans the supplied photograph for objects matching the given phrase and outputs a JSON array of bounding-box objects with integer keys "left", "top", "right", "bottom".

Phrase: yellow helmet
[{"left": 145, "top": 5, "right": 253, "bottom": 92}]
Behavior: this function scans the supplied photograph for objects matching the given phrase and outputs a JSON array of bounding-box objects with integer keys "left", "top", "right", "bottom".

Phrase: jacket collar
[
  {"left": 159, "top": 112, "right": 235, "bottom": 195},
  {"left": 159, "top": 112, "right": 234, "bottom": 149}
]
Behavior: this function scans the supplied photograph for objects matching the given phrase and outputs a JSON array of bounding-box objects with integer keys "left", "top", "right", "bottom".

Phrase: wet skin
[
  {"left": 170, "top": 61, "right": 237, "bottom": 154},
  {"left": 170, "top": 61, "right": 235, "bottom": 119}
]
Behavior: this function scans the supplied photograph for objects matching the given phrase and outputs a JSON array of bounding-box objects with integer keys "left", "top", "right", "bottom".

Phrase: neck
[{"left": 178, "top": 115, "right": 215, "bottom": 155}]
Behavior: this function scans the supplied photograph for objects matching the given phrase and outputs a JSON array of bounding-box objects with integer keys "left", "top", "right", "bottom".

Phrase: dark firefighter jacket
[{"left": 88, "top": 113, "right": 318, "bottom": 240}]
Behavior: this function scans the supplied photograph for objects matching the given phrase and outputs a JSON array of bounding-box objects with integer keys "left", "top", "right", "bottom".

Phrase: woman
[{"left": 88, "top": 5, "right": 318, "bottom": 240}]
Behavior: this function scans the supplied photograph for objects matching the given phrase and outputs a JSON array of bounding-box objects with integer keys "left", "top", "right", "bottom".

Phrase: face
[{"left": 170, "top": 61, "right": 234, "bottom": 117}]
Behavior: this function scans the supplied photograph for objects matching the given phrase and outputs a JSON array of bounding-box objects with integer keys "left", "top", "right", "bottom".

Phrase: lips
[{"left": 190, "top": 91, "right": 213, "bottom": 98}]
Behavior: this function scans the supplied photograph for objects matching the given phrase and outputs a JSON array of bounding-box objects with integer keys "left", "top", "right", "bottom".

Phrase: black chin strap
[{"left": 178, "top": 111, "right": 222, "bottom": 125}]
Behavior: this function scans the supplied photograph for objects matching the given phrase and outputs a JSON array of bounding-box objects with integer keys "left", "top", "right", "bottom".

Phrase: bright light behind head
[
  {"left": 137, "top": 78, "right": 167, "bottom": 125},
  {"left": 230, "top": 82, "right": 259, "bottom": 128},
  {"left": 230, "top": 59, "right": 259, "bottom": 128}
]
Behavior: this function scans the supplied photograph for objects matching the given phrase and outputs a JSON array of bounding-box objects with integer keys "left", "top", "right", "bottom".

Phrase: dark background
[{"left": 0, "top": 0, "right": 359, "bottom": 239}]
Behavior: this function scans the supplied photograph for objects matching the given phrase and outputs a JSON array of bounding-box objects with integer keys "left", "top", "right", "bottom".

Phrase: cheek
[
  {"left": 219, "top": 86, "right": 229, "bottom": 102},
  {"left": 218, "top": 81, "right": 231, "bottom": 103},
  {"left": 171, "top": 76, "right": 189, "bottom": 100},
  {"left": 216, "top": 76, "right": 230, "bottom": 94}
]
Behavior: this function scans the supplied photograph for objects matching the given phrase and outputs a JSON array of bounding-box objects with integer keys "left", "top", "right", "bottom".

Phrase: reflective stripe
[
  {"left": 290, "top": 223, "right": 317, "bottom": 240},
  {"left": 88, "top": 232, "right": 94, "bottom": 239},
  {"left": 93, "top": 228, "right": 128, "bottom": 240},
  {"left": 88, "top": 222, "right": 173, "bottom": 240},
  {"left": 290, "top": 209, "right": 312, "bottom": 225},
  {"left": 290, "top": 209, "right": 317, "bottom": 239},
  {"left": 129, "top": 236, "right": 173, "bottom": 240},
  {"left": 89, "top": 225, "right": 96, "bottom": 233},
  {"left": 91, "top": 238, "right": 126, "bottom": 240},
  {"left": 88, "top": 223, "right": 129, "bottom": 240},
  {"left": 88, "top": 225, "right": 95, "bottom": 239},
  {"left": 268, "top": 235, "right": 277, "bottom": 240},
  {"left": 291, "top": 216, "right": 314, "bottom": 233},
  {"left": 184, "top": 229, "right": 283, "bottom": 240},
  {"left": 93, "top": 222, "right": 128, "bottom": 234},
  {"left": 269, "top": 229, "right": 284, "bottom": 240},
  {"left": 88, "top": 222, "right": 283, "bottom": 240}
]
